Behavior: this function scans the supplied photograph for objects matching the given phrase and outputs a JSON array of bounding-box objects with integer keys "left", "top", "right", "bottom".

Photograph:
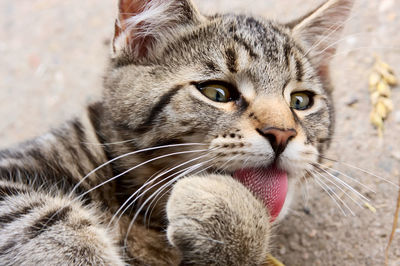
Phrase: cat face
[{"left": 104, "top": 0, "right": 353, "bottom": 218}]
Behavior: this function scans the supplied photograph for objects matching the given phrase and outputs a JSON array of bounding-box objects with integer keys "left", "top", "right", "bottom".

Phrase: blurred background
[{"left": 0, "top": 0, "right": 399, "bottom": 265}]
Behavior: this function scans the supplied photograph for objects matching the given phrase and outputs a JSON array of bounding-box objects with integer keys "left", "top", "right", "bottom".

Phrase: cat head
[{"left": 103, "top": 0, "right": 353, "bottom": 218}]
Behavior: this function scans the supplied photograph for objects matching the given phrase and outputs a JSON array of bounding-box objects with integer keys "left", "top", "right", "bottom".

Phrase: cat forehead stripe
[{"left": 225, "top": 47, "right": 238, "bottom": 73}]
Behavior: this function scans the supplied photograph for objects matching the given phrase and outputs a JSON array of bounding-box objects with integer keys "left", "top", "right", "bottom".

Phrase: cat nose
[{"left": 257, "top": 127, "right": 297, "bottom": 155}]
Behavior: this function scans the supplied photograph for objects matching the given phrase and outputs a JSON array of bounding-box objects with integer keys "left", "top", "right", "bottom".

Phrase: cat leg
[
  {"left": 166, "top": 174, "right": 271, "bottom": 266},
  {"left": 0, "top": 180, "right": 124, "bottom": 266}
]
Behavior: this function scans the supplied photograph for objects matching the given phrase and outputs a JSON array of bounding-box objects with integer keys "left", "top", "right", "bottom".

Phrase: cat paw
[{"left": 166, "top": 174, "right": 270, "bottom": 266}]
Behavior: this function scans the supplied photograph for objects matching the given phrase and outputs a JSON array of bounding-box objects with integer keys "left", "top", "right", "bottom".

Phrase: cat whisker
[
  {"left": 314, "top": 161, "right": 376, "bottom": 193},
  {"left": 218, "top": 154, "right": 242, "bottom": 173},
  {"left": 124, "top": 159, "right": 214, "bottom": 224},
  {"left": 107, "top": 151, "right": 216, "bottom": 228},
  {"left": 43, "top": 147, "right": 211, "bottom": 233},
  {"left": 76, "top": 148, "right": 213, "bottom": 202},
  {"left": 123, "top": 161, "right": 209, "bottom": 249},
  {"left": 311, "top": 171, "right": 352, "bottom": 216},
  {"left": 314, "top": 167, "right": 365, "bottom": 209},
  {"left": 69, "top": 142, "right": 207, "bottom": 197},
  {"left": 313, "top": 164, "right": 370, "bottom": 203},
  {"left": 144, "top": 163, "right": 216, "bottom": 227},
  {"left": 124, "top": 165, "right": 197, "bottom": 223},
  {"left": 242, "top": 156, "right": 251, "bottom": 168},
  {"left": 144, "top": 186, "right": 174, "bottom": 228},
  {"left": 110, "top": 166, "right": 192, "bottom": 229},
  {"left": 315, "top": 154, "right": 399, "bottom": 188},
  {"left": 119, "top": 162, "right": 208, "bottom": 258}
]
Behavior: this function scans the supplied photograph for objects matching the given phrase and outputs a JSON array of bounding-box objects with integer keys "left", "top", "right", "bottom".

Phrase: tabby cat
[{"left": 0, "top": 0, "right": 353, "bottom": 265}]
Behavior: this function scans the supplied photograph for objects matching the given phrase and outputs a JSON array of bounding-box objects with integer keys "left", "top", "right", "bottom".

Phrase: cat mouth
[{"left": 232, "top": 165, "right": 288, "bottom": 221}]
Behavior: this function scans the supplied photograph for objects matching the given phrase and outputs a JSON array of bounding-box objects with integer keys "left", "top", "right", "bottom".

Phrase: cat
[{"left": 0, "top": 0, "right": 353, "bottom": 265}]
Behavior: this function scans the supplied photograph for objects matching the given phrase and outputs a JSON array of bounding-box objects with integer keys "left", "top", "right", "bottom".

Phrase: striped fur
[{"left": 0, "top": 0, "right": 353, "bottom": 265}]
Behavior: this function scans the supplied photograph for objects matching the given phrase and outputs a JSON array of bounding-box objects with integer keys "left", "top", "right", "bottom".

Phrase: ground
[{"left": 1, "top": 0, "right": 399, "bottom": 265}]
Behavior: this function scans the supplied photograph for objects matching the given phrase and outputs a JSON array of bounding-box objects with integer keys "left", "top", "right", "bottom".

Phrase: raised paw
[{"left": 166, "top": 174, "right": 270, "bottom": 266}]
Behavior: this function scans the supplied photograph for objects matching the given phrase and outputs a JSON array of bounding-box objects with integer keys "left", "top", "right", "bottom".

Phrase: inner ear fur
[
  {"left": 112, "top": 0, "right": 204, "bottom": 60},
  {"left": 290, "top": 0, "right": 354, "bottom": 78}
]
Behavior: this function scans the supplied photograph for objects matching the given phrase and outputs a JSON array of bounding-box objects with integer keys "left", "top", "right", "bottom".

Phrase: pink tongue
[{"left": 233, "top": 167, "right": 288, "bottom": 221}]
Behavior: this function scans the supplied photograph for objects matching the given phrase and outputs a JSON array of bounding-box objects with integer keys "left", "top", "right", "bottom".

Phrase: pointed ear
[
  {"left": 290, "top": 0, "right": 354, "bottom": 78},
  {"left": 112, "top": 0, "right": 203, "bottom": 60}
]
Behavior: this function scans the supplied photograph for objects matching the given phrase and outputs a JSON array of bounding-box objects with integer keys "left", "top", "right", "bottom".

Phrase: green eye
[
  {"left": 290, "top": 92, "right": 314, "bottom": 110},
  {"left": 196, "top": 82, "right": 238, "bottom": 103}
]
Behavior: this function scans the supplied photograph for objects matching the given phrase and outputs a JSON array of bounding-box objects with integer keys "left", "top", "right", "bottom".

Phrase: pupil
[{"left": 216, "top": 91, "right": 221, "bottom": 101}]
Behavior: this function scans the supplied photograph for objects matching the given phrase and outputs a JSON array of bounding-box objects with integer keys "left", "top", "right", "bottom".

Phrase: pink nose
[{"left": 257, "top": 127, "right": 297, "bottom": 154}]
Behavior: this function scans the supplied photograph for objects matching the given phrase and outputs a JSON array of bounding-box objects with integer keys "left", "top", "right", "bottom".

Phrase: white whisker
[
  {"left": 69, "top": 142, "right": 206, "bottom": 197},
  {"left": 116, "top": 164, "right": 198, "bottom": 225},
  {"left": 76, "top": 148, "right": 211, "bottom": 202},
  {"left": 314, "top": 164, "right": 370, "bottom": 203},
  {"left": 122, "top": 159, "right": 213, "bottom": 224},
  {"left": 123, "top": 161, "right": 208, "bottom": 247},
  {"left": 311, "top": 152, "right": 399, "bottom": 188},
  {"left": 312, "top": 172, "right": 349, "bottom": 216},
  {"left": 144, "top": 187, "right": 176, "bottom": 227},
  {"left": 325, "top": 158, "right": 399, "bottom": 188},
  {"left": 107, "top": 151, "right": 215, "bottom": 227},
  {"left": 144, "top": 186, "right": 174, "bottom": 227},
  {"left": 144, "top": 163, "right": 215, "bottom": 227},
  {"left": 119, "top": 162, "right": 207, "bottom": 258},
  {"left": 313, "top": 172, "right": 355, "bottom": 216},
  {"left": 314, "top": 161, "right": 376, "bottom": 193},
  {"left": 317, "top": 169, "right": 364, "bottom": 209},
  {"left": 218, "top": 154, "right": 241, "bottom": 173}
]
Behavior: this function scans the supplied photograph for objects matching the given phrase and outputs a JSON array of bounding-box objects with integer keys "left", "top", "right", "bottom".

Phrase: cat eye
[
  {"left": 196, "top": 81, "right": 239, "bottom": 103},
  {"left": 290, "top": 91, "right": 314, "bottom": 110}
]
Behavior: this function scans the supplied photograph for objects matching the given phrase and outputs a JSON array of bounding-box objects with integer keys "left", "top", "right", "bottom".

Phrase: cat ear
[
  {"left": 112, "top": 0, "right": 203, "bottom": 60},
  {"left": 289, "top": 0, "right": 354, "bottom": 78}
]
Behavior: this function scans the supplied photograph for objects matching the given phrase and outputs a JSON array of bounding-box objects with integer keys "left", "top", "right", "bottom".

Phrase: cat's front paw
[{"left": 166, "top": 174, "right": 270, "bottom": 266}]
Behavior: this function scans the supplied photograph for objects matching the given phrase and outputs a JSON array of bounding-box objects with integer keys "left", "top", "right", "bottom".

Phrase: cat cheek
[{"left": 278, "top": 140, "right": 318, "bottom": 175}]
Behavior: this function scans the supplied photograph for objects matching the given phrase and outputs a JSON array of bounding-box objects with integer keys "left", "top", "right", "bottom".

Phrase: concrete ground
[{"left": 1, "top": 0, "right": 399, "bottom": 265}]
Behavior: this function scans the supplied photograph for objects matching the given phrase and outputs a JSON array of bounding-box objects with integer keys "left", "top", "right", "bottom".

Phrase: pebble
[
  {"left": 345, "top": 96, "right": 359, "bottom": 107},
  {"left": 309, "top": 229, "right": 317, "bottom": 238},
  {"left": 394, "top": 111, "right": 400, "bottom": 124},
  {"left": 278, "top": 244, "right": 286, "bottom": 255},
  {"left": 392, "top": 151, "right": 400, "bottom": 161},
  {"left": 302, "top": 207, "right": 311, "bottom": 215},
  {"left": 380, "top": 0, "right": 395, "bottom": 13}
]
